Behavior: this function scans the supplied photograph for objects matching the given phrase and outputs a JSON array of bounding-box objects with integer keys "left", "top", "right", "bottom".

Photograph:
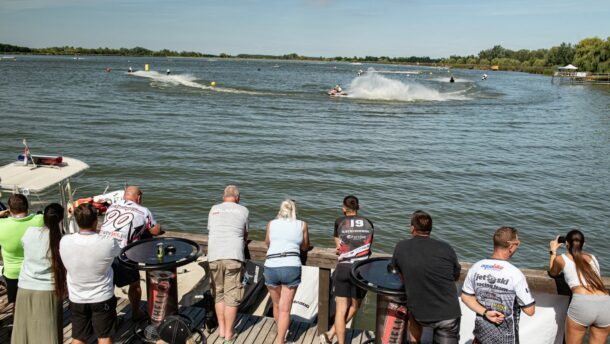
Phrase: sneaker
[{"left": 319, "top": 332, "right": 332, "bottom": 344}]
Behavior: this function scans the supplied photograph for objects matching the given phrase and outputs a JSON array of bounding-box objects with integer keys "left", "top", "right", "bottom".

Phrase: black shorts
[
  {"left": 414, "top": 317, "right": 461, "bottom": 344},
  {"left": 70, "top": 296, "right": 117, "bottom": 340},
  {"left": 332, "top": 263, "right": 366, "bottom": 299},
  {"left": 2, "top": 275, "right": 18, "bottom": 304},
  {"left": 112, "top": 257, "right": 140, "bottom": 288}
]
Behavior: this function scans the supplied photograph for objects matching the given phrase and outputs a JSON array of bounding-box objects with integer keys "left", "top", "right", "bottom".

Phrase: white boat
[{"left": 0, "top": 154, "right": 123, "bottom": 234}]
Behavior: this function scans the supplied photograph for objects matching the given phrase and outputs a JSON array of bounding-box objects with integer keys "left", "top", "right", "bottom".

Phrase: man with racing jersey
[
  {"left": 100, "top": 185, "right": 161, "bottom": 320},
  {"left": 461, "top": 227, "right": 535, "bottom": 344},
  {"left": 320, "top": 195, "right": 374, "bottom": 344}
]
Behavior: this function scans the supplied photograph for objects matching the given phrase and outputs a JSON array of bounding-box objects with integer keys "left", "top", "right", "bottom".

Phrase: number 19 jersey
[{"left": 334, "top": 215, "right": 374, "bottom": 263}]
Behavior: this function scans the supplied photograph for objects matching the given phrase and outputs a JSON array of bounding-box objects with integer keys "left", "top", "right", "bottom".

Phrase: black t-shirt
[
  {"left": 392, "top": 236, "right": 461, "bottom": 322},
  {"left": 334, "top": 215, "right": 374, "bottom": 263}
]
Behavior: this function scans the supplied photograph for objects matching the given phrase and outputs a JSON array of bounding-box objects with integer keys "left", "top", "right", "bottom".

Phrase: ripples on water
[{"left": 1, "top": 56, "right": 608, "bottom": 273}]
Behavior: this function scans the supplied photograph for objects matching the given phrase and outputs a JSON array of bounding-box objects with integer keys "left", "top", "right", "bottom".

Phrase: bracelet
[
  {"left": 549, "top": 250, "right": 556, "bottom": 255},
  {"left": 481, "top": 309, "right": 489, "bottom": 317}
]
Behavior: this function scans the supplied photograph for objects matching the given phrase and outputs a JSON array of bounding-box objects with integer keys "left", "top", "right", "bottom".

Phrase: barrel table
[
  {"left": 119, "top": 237, "right": 202, "bottom": 343},
  {"left": 351, "top": 257, "right": 408, "bottom": 344}
]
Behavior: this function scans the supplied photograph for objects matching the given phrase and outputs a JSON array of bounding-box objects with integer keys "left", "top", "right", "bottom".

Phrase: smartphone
[{"left": 558, "top": 236, "right": 566, "bottom": 244}]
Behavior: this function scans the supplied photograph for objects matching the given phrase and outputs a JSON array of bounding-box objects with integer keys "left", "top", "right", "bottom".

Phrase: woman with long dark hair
[
  {"left": 549, "top": 229, "right": 610, "bottom": 344},
  {"left": 12, "top": 203, "right": 67, "bottom": 344}
]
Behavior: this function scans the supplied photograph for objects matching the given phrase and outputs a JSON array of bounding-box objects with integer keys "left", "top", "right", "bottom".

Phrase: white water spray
[{"left": 346, "top": 71, "right": 469, "bottom": 101}]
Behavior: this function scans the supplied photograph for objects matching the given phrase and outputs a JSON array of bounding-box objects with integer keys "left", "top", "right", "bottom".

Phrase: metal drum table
[
  {"left": 119, "top": 237, "right": 202, "bottom": 343},
  {"left": 351, "top": 257, "right": 408, "bottom": 344}
]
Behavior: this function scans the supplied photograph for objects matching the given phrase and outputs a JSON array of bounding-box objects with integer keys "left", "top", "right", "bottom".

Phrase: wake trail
[{"left": 130, "top": 71, "right": 266, "bottom": 95}]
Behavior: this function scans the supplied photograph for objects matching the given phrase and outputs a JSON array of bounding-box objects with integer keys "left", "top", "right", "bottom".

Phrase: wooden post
[{"left": 318, "top": 267, "right": 331, "bottom": 335}]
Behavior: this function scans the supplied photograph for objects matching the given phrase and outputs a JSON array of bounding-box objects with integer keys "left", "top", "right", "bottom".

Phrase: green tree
[
  {"left": 573, "top": 37, "right": 606, "bottom": 72},
  {"left": 545, "top": 42, "right": 575, "bottom": 66}
]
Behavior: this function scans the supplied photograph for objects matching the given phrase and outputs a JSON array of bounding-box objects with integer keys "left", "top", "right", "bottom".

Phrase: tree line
[
  {"left": 1, "top": 36, "right": 609, "bottom": 73},
  {"left": 440, "top": 37, "right": 610, "bottom": 74}
]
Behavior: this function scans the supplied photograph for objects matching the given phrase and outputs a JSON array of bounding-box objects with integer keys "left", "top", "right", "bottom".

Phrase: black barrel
[
  {"left": 119, "top": 237, "right": 201, "bottom": 342},
  {"left": 351, "top": 257, "right": 408, "bottom": 344}
]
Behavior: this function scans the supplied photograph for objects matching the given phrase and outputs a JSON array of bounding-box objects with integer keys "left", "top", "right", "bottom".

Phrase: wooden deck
[{"left": 0, "top": 292, "right": 374, "bottom": 344}]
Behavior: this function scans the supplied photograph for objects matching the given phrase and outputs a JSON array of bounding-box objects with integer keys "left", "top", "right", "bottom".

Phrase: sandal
[{"left": 319, "top": 332, "right": 332, "bottom": 344}]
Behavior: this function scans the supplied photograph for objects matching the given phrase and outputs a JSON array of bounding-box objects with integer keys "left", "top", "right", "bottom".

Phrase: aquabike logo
[{"left": 481, "top": 264, "right": 504, "bottom": 271}]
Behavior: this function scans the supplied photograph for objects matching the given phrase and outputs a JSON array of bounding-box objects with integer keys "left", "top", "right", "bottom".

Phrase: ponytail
[
  {"left": 44, "top": 203, "right": 68, "bottom": 298},
  {"left": 277, "top": 199, "right": 297, "bottom": 221},
  {"left": 566, "top": 230, "right": 607, "bottom": 294}
]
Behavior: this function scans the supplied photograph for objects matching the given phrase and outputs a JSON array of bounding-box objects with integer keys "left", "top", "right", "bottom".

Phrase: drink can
[{"left": 156, "top": 242, "right": 164, "bottom": 258}]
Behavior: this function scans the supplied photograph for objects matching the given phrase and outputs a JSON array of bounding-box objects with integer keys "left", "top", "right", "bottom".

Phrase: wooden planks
[{"left": 0, "top": 291, "right": 374, "bottom": 344}]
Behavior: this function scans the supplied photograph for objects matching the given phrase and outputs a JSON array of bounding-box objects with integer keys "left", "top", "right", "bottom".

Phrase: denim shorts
[{"left": 264, "top": 266, "right": 301, "bottom": 288}]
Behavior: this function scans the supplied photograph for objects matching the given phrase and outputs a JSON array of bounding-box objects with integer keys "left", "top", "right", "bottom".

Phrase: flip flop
[{"left": 319, "top": 332, "right": 332, "bottom": 344}]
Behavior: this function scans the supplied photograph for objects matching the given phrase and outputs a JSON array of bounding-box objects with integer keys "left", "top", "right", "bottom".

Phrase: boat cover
[{"left": 0, "top": 157, "right": 89, "bottom": 193}]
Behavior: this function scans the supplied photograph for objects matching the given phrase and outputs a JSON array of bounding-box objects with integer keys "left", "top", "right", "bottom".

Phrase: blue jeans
[{"left": 263, "top": 266, "right": 301, "bottom": 288}]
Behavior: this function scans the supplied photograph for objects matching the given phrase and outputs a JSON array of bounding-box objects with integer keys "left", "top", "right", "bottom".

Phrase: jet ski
[{"left": 328, "top": 89, "right": 348, "bottom": 97}]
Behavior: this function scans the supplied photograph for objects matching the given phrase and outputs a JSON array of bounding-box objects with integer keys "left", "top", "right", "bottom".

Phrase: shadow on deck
[{"left": 0, "top": 293, "right": 374, "bottom": 344}]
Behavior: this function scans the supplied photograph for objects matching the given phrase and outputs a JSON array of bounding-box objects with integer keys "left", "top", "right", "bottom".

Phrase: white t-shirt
[
  {"left": 60, "top": 233, "right": 120, "bottom": 303},
  {"left": 100, "top": 199, "right": 157, "bottom": 248},
  {"left": 19, "top": 226, "right": 54, "bottom": 291},
  {"left": 462, "top": 259, "right": 535, "bottom": 344},
  {"left": 207, "top": 202, "right": 249, "bottom": 262}
]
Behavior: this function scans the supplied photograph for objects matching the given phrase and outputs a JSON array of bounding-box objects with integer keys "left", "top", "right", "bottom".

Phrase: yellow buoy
[
  {"left": 144, "top": 64, "right": 149, "bottom": 72},
  {"left": 210, "top": 81, "right": 216, "bottom": 87}
]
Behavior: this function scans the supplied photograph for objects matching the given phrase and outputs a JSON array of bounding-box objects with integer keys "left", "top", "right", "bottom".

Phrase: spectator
[
  {"left": 461, "top": 227, "right": 535, "bottom": 343},
  {"left": 11, "top": 203, "right": 67, "bottom": 344},
  {"left": 549, "top": 230, "right": 610, "bottom": 344},
  {"left": 264, "top": 199, "right": 310, "bottom": 344},
  {"left": 100, "top": 185, "right": 161, "bottom": 320},
  {"left": 391, "top": 210, "right": 461, "bottom": 344},
  {"left": 60, "top": 203, "right": 120, "bottom": 344},
  {"left": 207, "top": 185, "right": 249, "bottom": 344},
  {"left": 0, "top": 194, "right": 44, "bottom": 311},
  {"left": 320, "top": 195, "right": 374, "bottom": 344}
]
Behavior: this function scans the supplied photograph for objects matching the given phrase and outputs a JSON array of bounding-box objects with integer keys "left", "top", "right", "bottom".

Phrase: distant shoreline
[
  {"left": 5, "top": 37, "right": 610, "bottom": 75},
  {"left": 1, "top": 52, "right": 553, "bottom": 76}
]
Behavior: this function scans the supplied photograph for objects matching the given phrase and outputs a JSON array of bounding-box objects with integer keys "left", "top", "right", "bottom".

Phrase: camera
[{"left": 558, "top": 236, "right": 566, "bottom": 244}]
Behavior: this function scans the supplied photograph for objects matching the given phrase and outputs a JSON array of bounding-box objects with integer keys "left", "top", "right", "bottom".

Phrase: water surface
[{"left": 1, "top": 56, "right": 608, "bottom": 273}]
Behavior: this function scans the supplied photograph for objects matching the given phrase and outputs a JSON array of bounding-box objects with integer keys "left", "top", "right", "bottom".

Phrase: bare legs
[
  {"left": 268, "top": 285, "right": 298, "bottom": 344},
  {"left": 589, "top": 325, "right": 610, "bottom": 344},
  {"left": 128, "top": 281, "right": 145, "bottom": 320},
  {"left": 330, "top": 297, "right": 361, "bottom": 344},
  {"left": 565, "top": 317, "right": 610, "bottom": 344},
  {"left": 216, "top": 302, "right": 239, "bottom": 341}
]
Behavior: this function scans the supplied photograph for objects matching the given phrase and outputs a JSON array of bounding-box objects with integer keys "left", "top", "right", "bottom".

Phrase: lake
[{"left": 1, "top": 55, "right": 608, "bottom": 273}]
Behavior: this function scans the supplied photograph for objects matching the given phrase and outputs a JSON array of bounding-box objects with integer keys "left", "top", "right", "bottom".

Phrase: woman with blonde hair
[
  {"left": 264, "top": 199, "right": 310, "bottom": 344},
  {"left": 549, "top": 230, "right": 610, "bottom": 344}
]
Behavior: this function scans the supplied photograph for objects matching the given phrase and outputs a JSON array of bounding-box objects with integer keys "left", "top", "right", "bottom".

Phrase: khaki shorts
[{"left": 209, "top": 259, "right": 245, "bottom": 307}]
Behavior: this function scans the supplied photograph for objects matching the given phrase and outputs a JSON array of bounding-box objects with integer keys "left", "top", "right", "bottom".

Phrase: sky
[{"left": 0, "top": 0, "right": 609, "bottom": 58}]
